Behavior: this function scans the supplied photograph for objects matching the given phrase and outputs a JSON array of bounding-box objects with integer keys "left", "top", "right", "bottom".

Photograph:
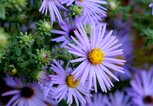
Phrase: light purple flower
[
  {"left": 127, "top": 67, "right": 153, "bottom": 106},
  {"left": 76, "top": 0, "right": 107, "bottom": 23},
  {"left": 59, "top": 0, "right": 107, "bottom": 24},
  {"left": 51, "top": 18, "right": 80, "bottom": 47},
  {"left": 39, "top": 0, "right": 66, "bottom": 24},
  {"left": 149, "top": 2, "right": 153, "bottom": 15},
  {"left": 2, "top": 76, "right": 46, "bottom": 106},
  {"left": 106, "top": 91, "right": 132, "bottom": 106},
  {"left": 66, "top": 24, "right": 126, "bottom": 92},
  {"left": 50, "top": 60, "right": 91, "bottom": 106}
]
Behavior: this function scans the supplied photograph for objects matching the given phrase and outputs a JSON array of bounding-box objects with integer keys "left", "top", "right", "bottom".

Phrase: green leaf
[
  {"left": 0, "top": 5, "right": 6, "bottom": 19},
  {"left": 14, "top": 48, "right": 21, "bottom": 56}
]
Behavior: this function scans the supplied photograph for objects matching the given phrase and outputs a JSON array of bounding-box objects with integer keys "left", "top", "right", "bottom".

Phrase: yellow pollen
[
  {"left": 88, "top": 48, "right": 104, "bottom": 65},
  {"left": 66, "top": 75, "right": 79, "bottom": 88}
]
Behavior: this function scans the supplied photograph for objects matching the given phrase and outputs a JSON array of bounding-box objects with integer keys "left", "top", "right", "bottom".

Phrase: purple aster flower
[
  {"left": 50, "top": 60, "right": 91, "bottom": 106},
  {"left": 59, "top": 0, "right": 107, "bottom": 24},
  {"left": 2, "top": 76, "right": 46, "bottom": 106},
  {"left": 127, "top": 67, "right": 153, "bottom": 106},
  {"left": 66, "top": 24, "right": 126, "bottom": 92},
  {"left": 39, "top": 0, "right": 66, "bottom": 24},
  {"left": 85, "top": 93, "right": 108, "bottom": 106},
  {"left": 76, "top": 0, "right": 107, "bottom": 23},
  {"left": 106, "top": 91, "right": 132, "bottom": 106},
  {"left": 51, "top": 18, "right": 80, "bottom": 47},
  {"left": 149, "top": 2, "right": 153, "bottom": 15}
]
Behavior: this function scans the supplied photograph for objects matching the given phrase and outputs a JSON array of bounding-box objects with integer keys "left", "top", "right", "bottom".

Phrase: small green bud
[
  {"left": 69, "top": 5, "right": 82, "bottom": 16},
  {"left": 37, "top": 20, "right": 52, "bottom": 36},
  {"left": 108, "top": 0, "right": 119, "bottom": 11},
  {"left": 7, "top": 65, "right": 17, "bottom": 76},
  {"left": 42, "top": 22, "right": 52, "bottom": 32},
  {"left": 19, "top": 32, "right": 34, "bottom": 47},
  {"left": 37, "top": 49, "right": 51, "bottom": 64}
]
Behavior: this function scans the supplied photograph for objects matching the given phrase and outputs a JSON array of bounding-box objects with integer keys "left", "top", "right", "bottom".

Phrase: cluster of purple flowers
[
  {"left": 1, "top": 0, "right": 153, "bottom": 106},
  {"left": 2, "top": 67, "right": 153, "bottom": 106}
]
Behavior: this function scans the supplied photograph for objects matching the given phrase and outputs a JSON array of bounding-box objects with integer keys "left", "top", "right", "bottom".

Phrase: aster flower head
[
  {"left": 106, "top": 91, "right": 132, "bottom": 106},
  {"left": 52, "top": 18, "right": 81, "bottom": 47},
  {"left": 50, "top": 60, "right": 91, "bottom": 106},
  {"left": 76, "top": 0, "right": 107, "bottom": 23},
  {"left": 2, "top": 76, "right": 46, "bottom": 106},
  {"left": 66, "top": 24, "right": 126, "bottom": 92},
  {"left": 39, "top": 0, "right": 66, "bottom": 24},
  {"left": 127, "top": 67, "right": 153, "bottom": 106},
  {"left": 59, "top": 0, "right": 107, "bottom": 24}
]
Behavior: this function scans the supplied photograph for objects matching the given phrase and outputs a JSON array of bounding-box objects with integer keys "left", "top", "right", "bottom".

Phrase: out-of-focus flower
[
  {"left": 127, "top": 67, "right": 153, "bottom": 106},
  {"left": 50, "top": 60, "right": 91, "bottom": 106},
  {"left": 39, "top": 0, "right": 66, "bottom": 24},
  {"left": 106, "top": 91, "right": 132, "bottom": 106},
  {"left": 66, "top": 24, "right": 126, "bottom": 92},
  {"left": 149, "top": 2, "right": 153, "bottom": 15},
  {"left": 2, "top": 76, "right": 46, "bottom": 106},
  {"left": 85, "top": 93, "right": 108, "bottom": 106}
]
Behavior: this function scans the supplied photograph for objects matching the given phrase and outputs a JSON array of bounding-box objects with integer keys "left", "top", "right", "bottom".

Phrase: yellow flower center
[
  {"left": 87, "top": 48, "right": 104, "bottom": 65},
  {"left": 66, "top": 75, "right": 79, "bottom": 88}
]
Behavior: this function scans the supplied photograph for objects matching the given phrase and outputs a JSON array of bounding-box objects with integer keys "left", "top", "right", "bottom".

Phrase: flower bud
[{"left": 37, "top": 49, "right": 51, "bottom": 64}]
